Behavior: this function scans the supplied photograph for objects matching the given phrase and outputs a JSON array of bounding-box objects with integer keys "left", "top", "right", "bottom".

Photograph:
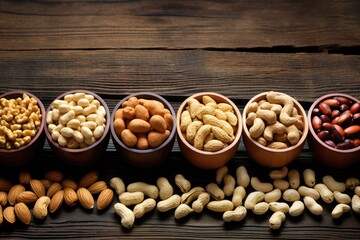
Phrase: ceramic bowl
[
  {"left": 0, "top": 91, "right": 46, "bottom": 166},
  {"left": 44, "top": 90, "right": 110, "bottom": 165},
  {"left": 307, "top": 93, "right": 360, "bottom": 168},
  {"left": 111, "top": 92, "right": 176, "bottom": 168},
  {"left": 176, "top": 92, "right": 242, "bottom": 170},
  {"left": 242, "top": 91, "right": 309, "bottom": 168}
]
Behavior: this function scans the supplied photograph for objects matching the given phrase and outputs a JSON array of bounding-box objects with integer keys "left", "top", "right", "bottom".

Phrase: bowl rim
[
  {"left": 176, "top": 92, "right": 242, "bottom": 156},
  {"left": 44, "top": 89, "right": 111, "bottom": 153},
  {"left": 242, "top": 91, "right": 309, "bottom": 153},
  {"left": 110, "top": 92, "right": 177, "bottom": 154},
  {"left": 0, "top": 90, "right": 46, "bottom": 153},
  {"left": 308, "top": 92, "right": 360, "bottom": 153}
]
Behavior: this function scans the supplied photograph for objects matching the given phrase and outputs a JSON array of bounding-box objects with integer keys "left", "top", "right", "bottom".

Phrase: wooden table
[{"left": 1, "top": 1, "right": 360, "bottom": 239}]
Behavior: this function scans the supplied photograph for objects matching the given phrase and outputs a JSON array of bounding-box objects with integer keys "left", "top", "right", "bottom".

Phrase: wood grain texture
[
  {"left": 0, "top": 0, "right": 359, "bottom": 50},
  {"left": 0, "top": 0, "right": 359, "bottom": 239},
  {"left": 0, "top": 50, "right": 359, "bottom": 103}
]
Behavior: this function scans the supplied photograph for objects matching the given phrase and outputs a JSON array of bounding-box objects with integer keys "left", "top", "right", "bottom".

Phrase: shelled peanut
[
  {"left": 311, "top": 96, "right": 360, "bottom": 149},
  {"left": 47, "top": 92, "right": 107, "bottom": 149},
  {"left": 0, "top": 93, "right": 42, "bottom": 149},
  {"left": 179, "top": 95, "right": 238, "bottom": 152},
  {"left": 245, "top": 91, "right": 304, "bottom": 149},
  {"left": 0, "top": 170, "right": 113, "bottom": 225},
  {"left": 113, "top": 96, "right": 174, "bottom": 149}
]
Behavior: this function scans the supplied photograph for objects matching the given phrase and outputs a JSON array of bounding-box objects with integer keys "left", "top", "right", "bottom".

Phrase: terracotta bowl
[
  {"left": 176, "top": 92, "right": 242, "bottom": 170},
  {"left": 0, "top": 91, "right": 46, "bottom": 166},
  {"left": 44, "top": 90, "right": 110, "bottom": 165},
  {"left": 307, "top": 93, "right": 360, "bottom": 168},
  {"left": 242, "top": 91, "right": 309, "bottom": 168},
  {"left": 111, "top": 92, "right": 176, "bottom": 168}
]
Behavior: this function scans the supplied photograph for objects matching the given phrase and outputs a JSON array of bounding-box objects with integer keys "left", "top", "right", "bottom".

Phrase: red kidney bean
[
  {"left": 331, "top": 110, "right": 341, "bottom": 119},
  {"left": 312, "top": 108, "right": 321, "bottom": 117},
  {"left": 332, "top": 124, "right": 345, "bottom": 142},
  {"left": 324, "top": 139, "right": 336, "bottom": 148},
  {"left": 337, "top": 110, "right": 352, "bottom": 126},
  {"left": 340, "top": 104, "right": 349, "bottom": 112},
  {"left": 319, "top": 102, "right": 332, "bottom": 116},
  {"left": 322, "top": 122, "right": 333, "bottom": 131},
  {"left": 324, "top": 99, "right": 340, "bottom": 107},
  {"left": 311, "top": 116, "right": 322, "bottom": 132},
  {"left": 353, "top": 113, "right": 360, "bottom": 125},
  {"left": 344, "top": 125, "right": 360, "bottom": 137},
  {"left": 350, "top": 102, "right": 360, "bottom": 114},
  {"left": 332, "top": 116, "right": 339, "bottom": 125},
  {"left": 336, "top": 139, "right": 355, "bottom": 150},
  {"left": 334, "top": 96, "right": 350, "bottom": 105},
  {"left": 317, "top": 130, "right": 329, "bottom": 141},
  {"left": 320, "top": 114, "right": 330, "bottom": 123}
]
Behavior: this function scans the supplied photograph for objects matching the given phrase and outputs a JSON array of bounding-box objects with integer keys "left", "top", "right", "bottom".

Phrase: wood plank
[
  {"left": 0, "top": 0, "right": 359, "bottom": 50},
  {"left": 1, "top": 50, "right": 359, "bottom": 104}
]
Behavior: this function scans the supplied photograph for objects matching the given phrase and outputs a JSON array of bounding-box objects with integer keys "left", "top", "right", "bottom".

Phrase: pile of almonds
[{"left": 0, "top": 170, "right": 113, "bottom": 225}]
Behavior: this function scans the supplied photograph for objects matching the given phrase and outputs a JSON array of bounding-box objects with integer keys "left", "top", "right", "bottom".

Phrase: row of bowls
[{"left": 0, "top": 90, "right": 359, "bottom": 169}]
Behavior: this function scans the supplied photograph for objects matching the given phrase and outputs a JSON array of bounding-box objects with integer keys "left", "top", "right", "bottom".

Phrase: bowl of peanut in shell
[
  {"left": 242, "top": 91, "right": 308, "bottom": 168},
  {"left": 176, "top": 92, "right": 242, "bottom": 170},
  {"left": 110, "top": 92, "right": 176, "bottom": 168},
  {"left": 0, "top": 91, "right": 46, "bottom": 166}
]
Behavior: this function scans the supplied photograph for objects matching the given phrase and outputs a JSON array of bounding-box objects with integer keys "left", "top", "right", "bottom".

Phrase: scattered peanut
[
  {"left": 174, "top": 203, "right": 193, "bottom": 219},
  {"left": 304, "top": 196, "right": 323, "bottom": 215},
  {"left": 207, "top": 200, "right": 234, "bottom": 213},
  {"left": 322, "top": 175, "right": 346, "bottom": 193},
  {"left": 223, "top": 206, "right": 247, "bottom": 222},
  {"left": 175, "top": 174, "right": 191, "bottom": 193},
  {"left": 114, "top": 203, "right": 135, "bottom": 229},
  {"left": 133, "top": 198, "right": 156, "bottom": 219},
  {"left": 269, "top": 211, "right": 286, "bottom": 230},
  {"left": 332, "top": 203, "right": 351, "bottom": 219},
  {"left": 289, "top": 200, "right": 305, "bottom": 217},
  {"left": 157, "top": 194, "right": 181, "bottom": 212}
]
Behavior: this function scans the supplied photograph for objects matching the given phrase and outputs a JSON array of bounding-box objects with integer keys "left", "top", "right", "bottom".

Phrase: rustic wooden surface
[{"left": 0, "top": 0, "right": 360, "bottom": 239}]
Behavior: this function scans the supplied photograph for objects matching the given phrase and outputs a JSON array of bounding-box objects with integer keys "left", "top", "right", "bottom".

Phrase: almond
[
  {"left": 78, "top": 171, "right": 99, "bottom": 188},
  {"left": 0, "top": 191, "right": 7, "bottom": 206},
  {"left": 14, "top": 202, "right": 31, "bottom": 225},
  {"left": 46, "top": 182, "right": 62, "bottom": 198},
  {"left": 3, "top": 206, "right": 16, "bottom": 224},
  {"left": 0, "top": 177, "right": 13, "bottom": 191},
  {"left": 97, "top": 188, "right": 114, "bottom": 210},
  {"left": 64, "top": 187, "right": 78, "bottom": 206},
  {"left": 16, "top": 191, "right": 38, "bottom": 205},
  {"left": 49, "top": 190, "right": 64, "bottom": 214},
  {"left": 40, "top": 179, "right": 53, "bottom": 190},
  {"left": 8, "top": 184, "right": 26, "bottom": 205},
  {"left": 18, "top": 170, "right": 31, "bottom": 185},
  {"left": 61, "top": 178, "right": 78, "bottom": 191},
  {"left": 0, "top": 205, "right": 3, "bottom": 225},
  {"left": 30, "top": 179, "right": 45, "bottom": 198},
  {"left": 44, "top": 170, "right": 64, "bottom": 182},
  {"left": 88, "top": 181, "right": 107, "bottom": 195},
  {"left": 77, "top": 187, "right": 94, "bottom": 209}
]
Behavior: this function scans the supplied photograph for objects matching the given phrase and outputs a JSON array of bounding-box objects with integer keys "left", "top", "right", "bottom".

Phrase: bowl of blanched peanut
[
  {"left": 242, "top": 91, "right": 308, "bottom": 168},
  {"left": 0, "top": 91, "right": 46, "bottom": 166},
  {"left": 44, "top": 90, "right": 110, "bottom": 165},
  {"left": 176, "top": 92, "right": 242, "bottom": 169}
]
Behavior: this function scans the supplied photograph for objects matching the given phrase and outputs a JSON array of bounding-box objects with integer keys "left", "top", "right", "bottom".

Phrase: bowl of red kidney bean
[{"left": 308, "top": 93, "right": 360, "bottom": 168}]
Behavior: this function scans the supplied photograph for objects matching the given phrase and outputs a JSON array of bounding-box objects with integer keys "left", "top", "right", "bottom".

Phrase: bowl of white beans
[
  {"left": 44, "top": 90, "right": 110, "bottom": 165},
  {"left": 0, "top": 91, "right": 46, "bottom": 166}
]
